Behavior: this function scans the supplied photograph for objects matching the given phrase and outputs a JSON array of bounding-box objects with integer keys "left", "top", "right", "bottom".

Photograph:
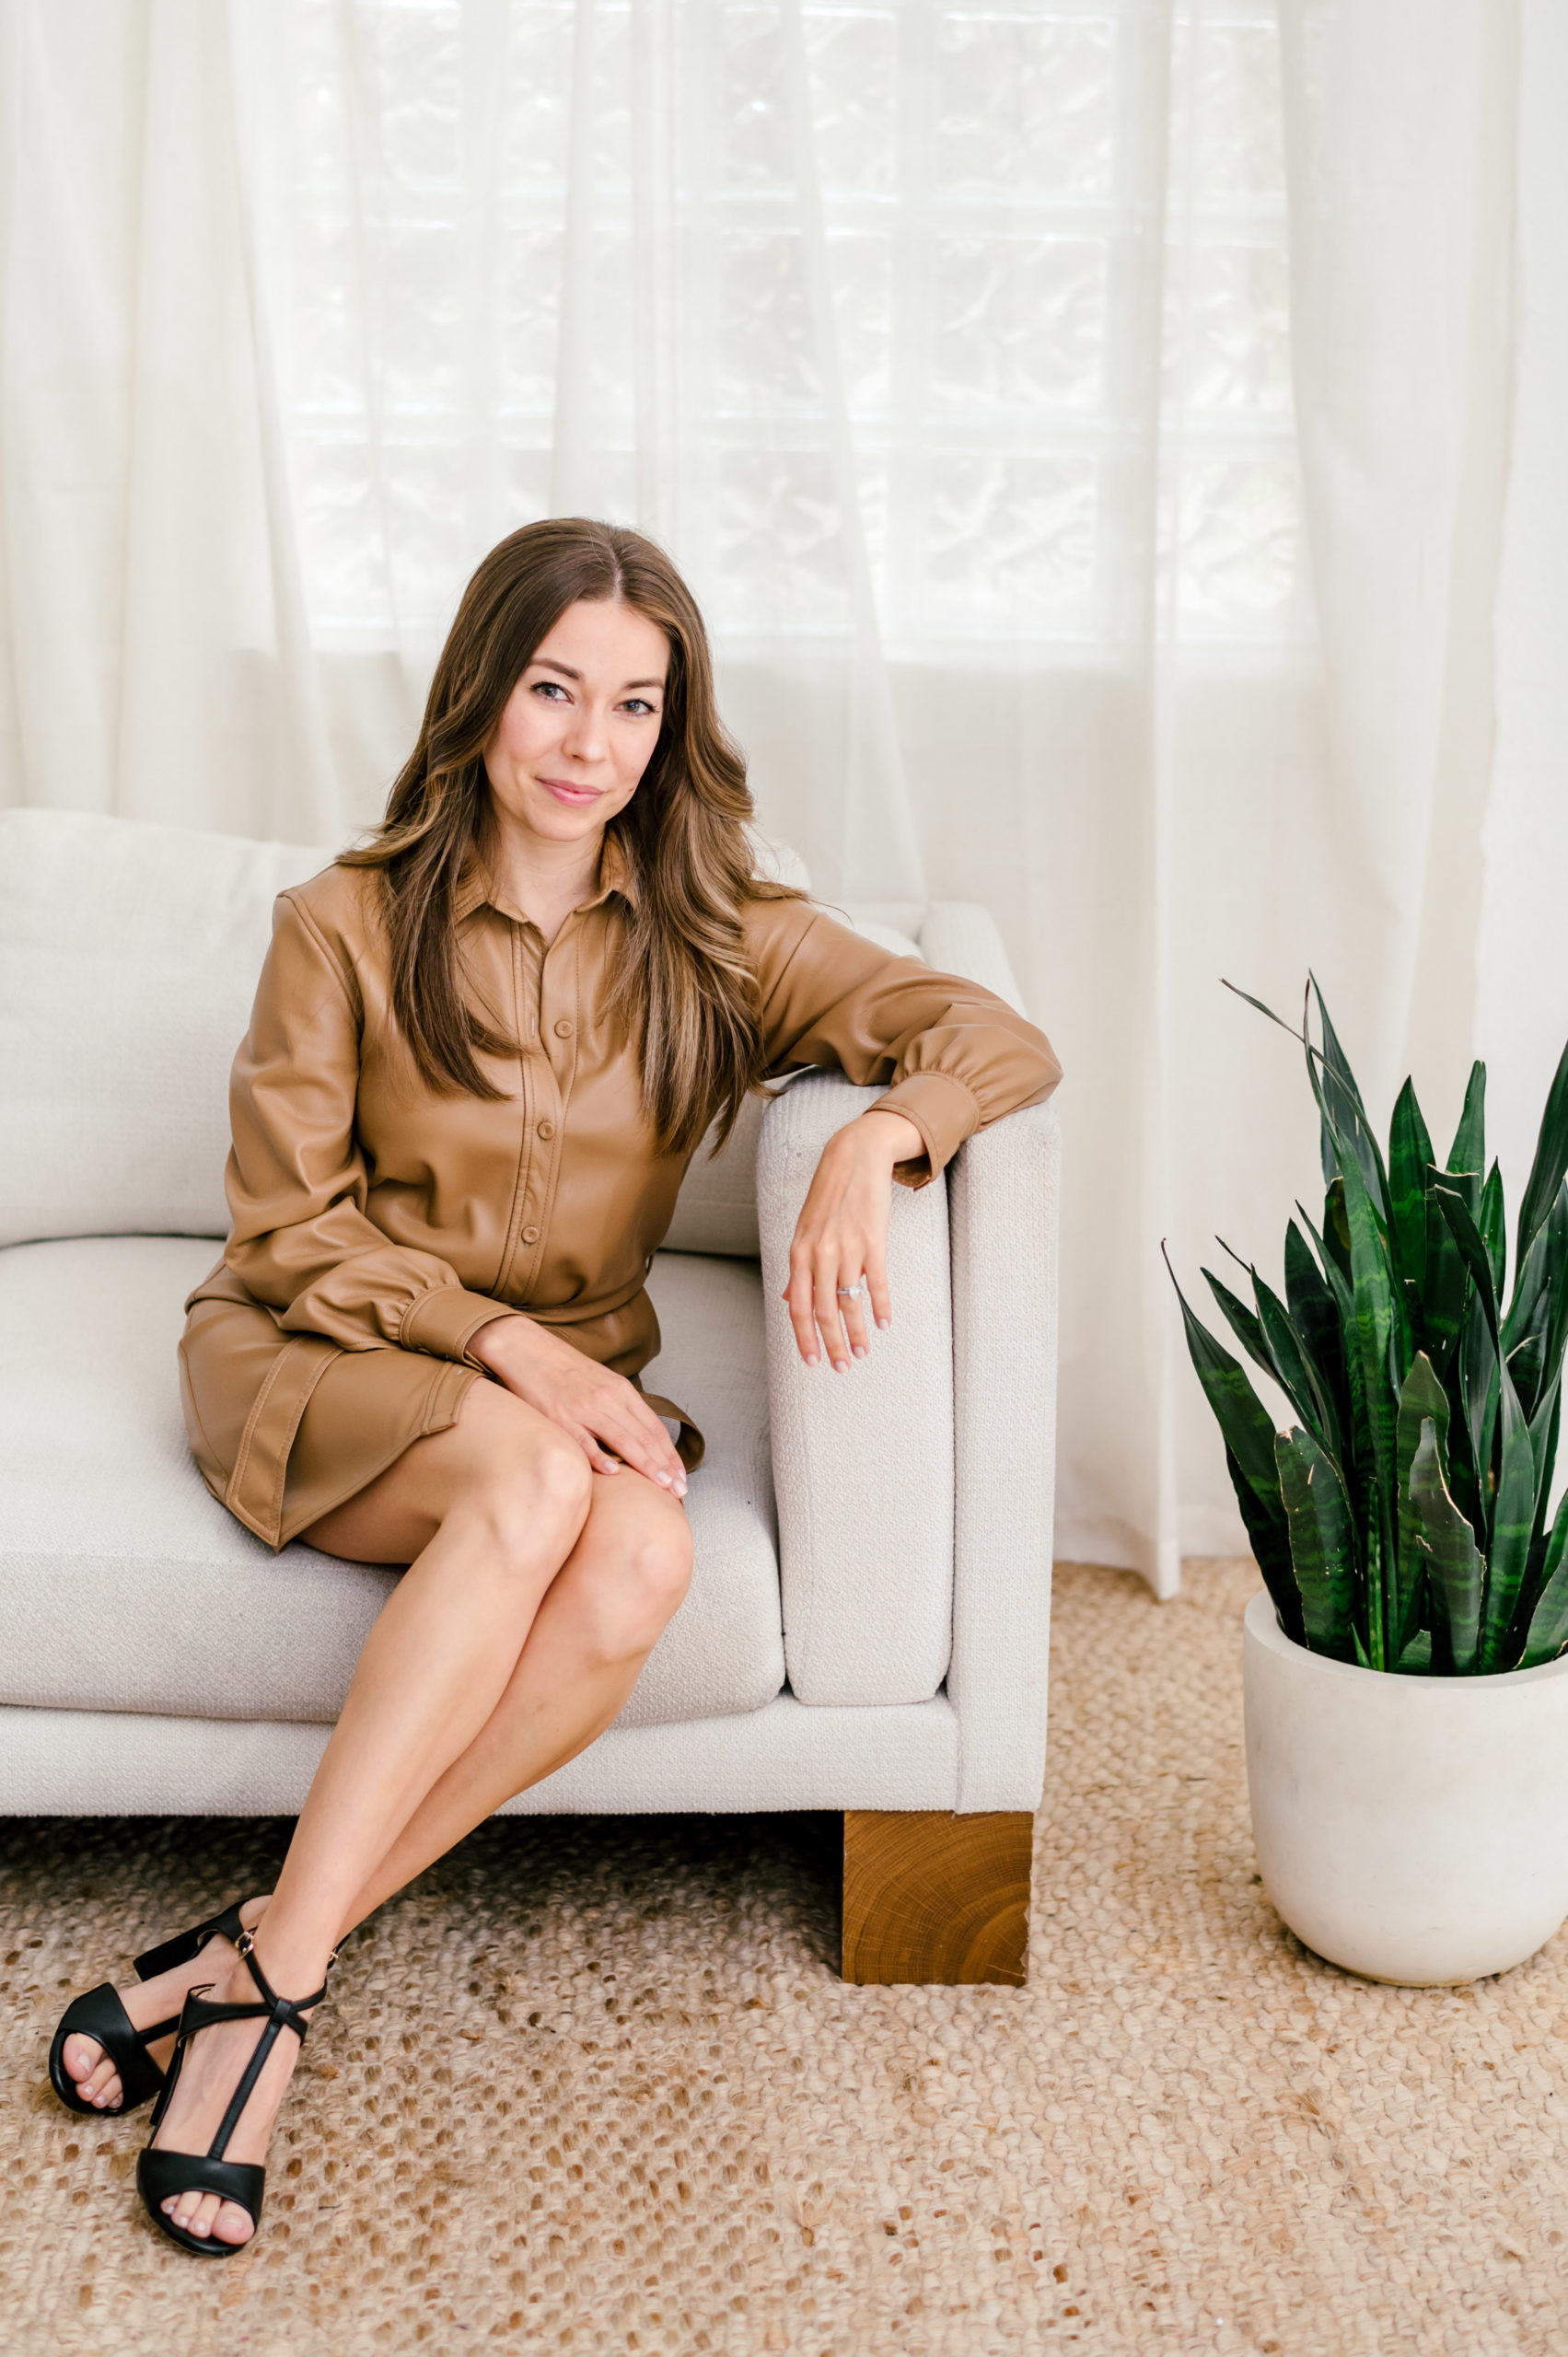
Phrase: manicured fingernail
[
  {"left": 853, "top": 1346, "right": 867, "bottom": 1360},
  {"left": 807, "top": 1353, "right": 819, "bottom": 1366},
  {"left": 877, "top": 1318, "right": 890, "bottom": 1331}
]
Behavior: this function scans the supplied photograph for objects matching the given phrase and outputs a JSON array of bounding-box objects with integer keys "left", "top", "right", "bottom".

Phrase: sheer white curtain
[{"left": 0, "top": 0, "right": 1544, "bottom": 1589}]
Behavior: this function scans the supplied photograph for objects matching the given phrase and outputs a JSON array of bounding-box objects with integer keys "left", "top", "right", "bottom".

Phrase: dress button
[
  {"left": 522, "top": 1225, "right": 540, "bottom": 1246},
  {"left": 537, "top": 1119, "right": 555, "bottom": 1140},
  {"left": 553, "top": 1017, "right": 574, "bottom": 1038}
]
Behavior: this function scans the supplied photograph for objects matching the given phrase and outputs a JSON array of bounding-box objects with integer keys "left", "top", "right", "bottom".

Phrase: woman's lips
[{"left": 539, "top": 777, "right": 601, "bottom": 806}]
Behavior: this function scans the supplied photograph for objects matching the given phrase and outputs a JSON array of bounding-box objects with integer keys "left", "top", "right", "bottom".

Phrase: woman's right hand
[{"left": 469, "top": 1315, "right": 688, "bottom": 1497}]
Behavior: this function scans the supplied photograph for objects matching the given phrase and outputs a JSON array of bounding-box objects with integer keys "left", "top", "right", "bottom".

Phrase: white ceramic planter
[{"left": 1243, "top": 1587, "right": 1568, "bottom": 1984}]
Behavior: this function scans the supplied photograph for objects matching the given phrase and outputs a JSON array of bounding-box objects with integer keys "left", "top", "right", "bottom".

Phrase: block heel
[{"left": 47, "top": 1901, "right": 250, "bottom": 2119}]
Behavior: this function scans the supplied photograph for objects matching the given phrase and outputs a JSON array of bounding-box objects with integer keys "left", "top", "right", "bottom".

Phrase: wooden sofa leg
[{"left": 841, "top": 1810, "right": 1033, "bottom": 1987}]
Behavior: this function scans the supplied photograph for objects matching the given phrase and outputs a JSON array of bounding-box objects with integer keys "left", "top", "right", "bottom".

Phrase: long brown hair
[{"left": 342, "top": 517, "right": 796, "bottom": 1157}]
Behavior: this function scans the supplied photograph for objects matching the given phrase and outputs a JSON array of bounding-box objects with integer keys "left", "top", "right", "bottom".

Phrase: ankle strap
[{"left": 234, "top": 1930, "right": 331, "bottom": 2023}]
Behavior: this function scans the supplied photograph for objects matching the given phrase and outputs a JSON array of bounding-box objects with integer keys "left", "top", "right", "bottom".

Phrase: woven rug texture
[{"left": 3, "top": 1559, "right": 1566, "bottom": 2357}]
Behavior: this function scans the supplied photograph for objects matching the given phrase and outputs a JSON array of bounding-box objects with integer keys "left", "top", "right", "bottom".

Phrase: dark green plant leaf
[
  {"left": 1311, "top": 977, "right": 1391, "bottom": 1220},
  {"left": 1323, "top": 1178, "right": 1353, "bottom": 1285},
  {"left": 1299, "top": 1196, "right": 1377, "bottom": 1603},
  {"left": 1432, "top": 1180, "right": 1539, "bottom": 1671},
  {"left": 1339, "top": 1146, "right": 1399, "bottom": 1653},
  {"left": 1516, "top": 1034, "right": 1568, "bottom": 1282},
  {"left": 1520, "top": 1490, "right": 1568, "bottom": 1668},
  {"left": 1388, "top": 1079, "right": 1434, "bottom": 1301},
  {"left": 1536, "top": 1183, "right": 1568, "bottom": 1374},
  {"left": 1394, "top": 1354, "right": 1449, "bottom": 1658},
  {"left": 1249, "top": 1269, "right": 1342, "bottom": 1458},
  {"left": 1394, "top": 1629, "right": 1433, "bottom": 1675},
  {"left": 1283, "top": 1218, "right": 1350, "bottom": 1438},
  {"left": 1422, "top": 1166, "right": 1469, "bottom": 1375},
  {"left": 1446, "top": 1062, "right": 1486, "bottom": 1206},
  {"left": 1284, "top": 1214, "right": 1330, "bottom": 1312},
  {"left": 1275, "top": 1427, "right": 1358, "bottom": 1661},
  {"left": 1166, "top": 1246, "right": 1303, "bottom": 1640},
  {"left": 1527, "top": 1380, "right": 1563, "bottom": 1560},
  {"left": 1220, "top": 979, "right": 1390, "bottom": 1216},
  {"left": 1503, "top": 1193, "right": 1557, "bottom": 1372},
  {"left": 1221, "top": 977, "right": 1344, "bottom": 1190},
  {"left": 1410, "top": 1415, "right": 1484, "bottom": 1675},
  {"left": 1506, "top": 1287, "right": 1552, "bottom": 1423},
  {"left": 1480, "top": 1160, "right": 1506, "bottom": 1306},
  {"left": 1202, "top": 1268, "right": 1270, "bottom": 1375},
  {"left": 1457, "top": 1293, "right": 1498, "bottom": 1541},
  {"left": 1166, "top": 1252, "right": 1283, "bottom": 1513},
  {"left": 1224, "top": 1444, "right": 1305, "bottom": 1644},
  {"left": 1539, "top": 1186, "right": 1568, "bottom": 1422},
  {"left": 1507, "top": 1386, "right": 1567, "bottom": 1666}
]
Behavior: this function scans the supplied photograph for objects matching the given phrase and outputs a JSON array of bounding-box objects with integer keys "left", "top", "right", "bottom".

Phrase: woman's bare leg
[
  {"left": 62, "top": 1401, "right": 691, "bottom": 2119},
  {"left": 146, "top": 1379, "right": 606, "bottom": 2247},
  {"left": 333, "top": 1460, "right": 691, "bottom": 1929}
]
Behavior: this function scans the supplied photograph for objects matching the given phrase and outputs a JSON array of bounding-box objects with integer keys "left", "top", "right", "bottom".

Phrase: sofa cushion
[
  {"left": 0, "top": 810, "right": 332, "bottom": 1248},
  {"left": 0, "top": 1236, "right": 784, "bottom": 1729}
]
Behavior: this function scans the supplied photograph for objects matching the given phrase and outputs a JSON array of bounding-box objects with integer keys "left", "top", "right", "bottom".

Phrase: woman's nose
[{"left": 561, "top": 710, "right": 605, "bottom": 761}]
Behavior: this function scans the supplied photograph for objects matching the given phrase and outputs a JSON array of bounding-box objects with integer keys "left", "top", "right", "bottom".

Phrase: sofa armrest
[
  {"left": 757, "top": 1073, "right": 955, "bottom": 1706},
  {"left": 917, "top": 902, "right": 1026, "bottom": 1015},
  {"left": 947, "top": 1096, "right": 1061, "bottom": 1812}
]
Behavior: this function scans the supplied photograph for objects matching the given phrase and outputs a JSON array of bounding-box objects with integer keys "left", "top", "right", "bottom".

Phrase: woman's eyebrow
[{"left": 528, "top": 657, "right": 665, "bottom": 691}]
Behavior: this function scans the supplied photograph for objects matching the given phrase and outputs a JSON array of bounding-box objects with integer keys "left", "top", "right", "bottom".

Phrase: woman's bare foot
[
  {"left": 148, "top": 1933, "right": 331, "bottom": 2248},
  {"left": 61, "top": 1895, "right": 272, "bottom": 2110}
]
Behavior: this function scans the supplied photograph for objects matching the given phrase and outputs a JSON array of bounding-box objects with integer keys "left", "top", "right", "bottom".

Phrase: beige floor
[{"left": 4, "top": 1559, "right": 1567, "bottom": 2357}]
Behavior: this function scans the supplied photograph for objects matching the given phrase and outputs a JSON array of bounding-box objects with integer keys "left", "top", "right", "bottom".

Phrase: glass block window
[{"left": 261, "top": 0, "right": 1306, "bottom": 650}]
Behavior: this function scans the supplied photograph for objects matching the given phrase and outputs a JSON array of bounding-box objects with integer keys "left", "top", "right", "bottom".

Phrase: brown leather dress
[{"left": 179, "top": 837, "right": 1061, "bottom": 1550}]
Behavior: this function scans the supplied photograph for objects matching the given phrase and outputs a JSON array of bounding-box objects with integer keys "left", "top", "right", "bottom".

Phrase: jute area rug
[{"left": 4, "top": 1560, "right": 1566, "bottom": 2357}]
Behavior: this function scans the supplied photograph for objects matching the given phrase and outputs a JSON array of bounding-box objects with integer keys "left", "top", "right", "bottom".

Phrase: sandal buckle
[{"left": 234, "top": 1929, "right": 256, "bottom": 1959}]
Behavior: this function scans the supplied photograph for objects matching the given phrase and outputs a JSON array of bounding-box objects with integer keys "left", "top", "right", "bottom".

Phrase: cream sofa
[{"left": 0, "top": 809, "right": 1059, "bottom": 1983}]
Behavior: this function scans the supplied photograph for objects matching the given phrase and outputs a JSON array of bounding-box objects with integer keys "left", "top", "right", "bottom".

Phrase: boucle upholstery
[
  {"left": 757, "top": 1073, "right": 955, "bottom": 1708},
  {"left": 0, "top": 810, "right": 324, "bottom": 1247},
  {"left": 0, "top": 1693, "right": 961, "bottom": 1817},
  {"left": 0, "top": 1237, "right": 784, "bottom": 1731},
  {"left": 949, "top": 1098, "right": 1062, "bottom": 1810}
]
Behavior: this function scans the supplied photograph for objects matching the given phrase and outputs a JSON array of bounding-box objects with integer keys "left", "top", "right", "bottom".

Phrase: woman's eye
[
  {"left": 621, "top": 698, "right": 656, "bottom": 717},
  {"left": 532, "top": 679, "right": 568, "bottom": 701}
]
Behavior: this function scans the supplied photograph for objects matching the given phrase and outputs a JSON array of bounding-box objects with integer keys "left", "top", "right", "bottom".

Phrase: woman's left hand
[{"left": 783, "top": 1108, "right": 925, "bottom": 1369}]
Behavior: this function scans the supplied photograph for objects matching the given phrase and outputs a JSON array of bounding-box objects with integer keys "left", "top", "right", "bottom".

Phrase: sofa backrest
[
  {"left": 0, "top": 807, "right": 917, "bottom": 1257},
  {"left": 1, "top": 811, "right": 330, "bottom": 1248}
]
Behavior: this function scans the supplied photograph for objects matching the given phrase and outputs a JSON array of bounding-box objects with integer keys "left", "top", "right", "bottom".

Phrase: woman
[{"left": 49, "top": 519, "right": 1061, "bottom": 2255}]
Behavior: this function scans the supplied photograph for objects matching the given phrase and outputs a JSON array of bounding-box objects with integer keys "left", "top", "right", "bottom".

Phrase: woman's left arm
[
  {"left": 784, "top": 1105, "right": 923, "bottom": 1371},
  {"left": 749, "top": 898, "right": 1063, "bottom": 1370}
]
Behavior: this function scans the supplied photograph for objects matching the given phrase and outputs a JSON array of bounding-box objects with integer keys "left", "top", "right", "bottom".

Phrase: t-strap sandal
[
  {"left": 48, "top": 1901, "right": 250, "bottom": 2119},
  {"left": 137, "top": 1932, "right": 331, "bottom": 2258}
]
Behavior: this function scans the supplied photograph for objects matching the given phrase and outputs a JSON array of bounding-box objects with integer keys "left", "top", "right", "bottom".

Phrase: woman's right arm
[
  {"left": 227, "top": 890, "right": 685, "bottom": 1494},
  {"left": 225, "top": 890, "right": 514, "bottom": 1363}
]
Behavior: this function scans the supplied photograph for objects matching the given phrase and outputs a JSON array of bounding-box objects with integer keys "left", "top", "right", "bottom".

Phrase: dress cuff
[
  {"left": 400, "top": 1285, "right": 519, "bottom": 1364},
  {"left": 871, "top": 1072, "right": 981, "bottom": 1190}
]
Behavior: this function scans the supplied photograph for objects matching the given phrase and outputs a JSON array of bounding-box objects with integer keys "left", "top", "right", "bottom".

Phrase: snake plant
[{"left": 1168, "top": 981, "right": 1568, "bottom": 1675}]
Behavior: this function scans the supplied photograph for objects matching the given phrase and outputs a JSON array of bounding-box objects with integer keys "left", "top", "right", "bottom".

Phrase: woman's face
[{"left": 482, "top": 598, "right": 670, "bottom": 849}]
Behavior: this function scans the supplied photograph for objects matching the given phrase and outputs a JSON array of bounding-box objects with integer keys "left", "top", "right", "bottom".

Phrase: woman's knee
[
  {"left": 458, "top": 1411, "right": 593, "bottom": 1571},
  {"left": 575, "top": 1508, "right": 693, "bottom": 1666}
]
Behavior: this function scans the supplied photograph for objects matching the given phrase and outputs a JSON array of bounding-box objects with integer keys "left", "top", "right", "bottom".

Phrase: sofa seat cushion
[{"left": 0, "top": 1237, "right": 784, "bottom": 1730}]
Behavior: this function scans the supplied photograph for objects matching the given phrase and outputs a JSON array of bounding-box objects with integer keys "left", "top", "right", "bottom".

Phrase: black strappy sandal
[
  {"left": 137, "top": 1931, "right": 331, "bottom": 2258},
  {"left": 47, "top": 1901, "right": 251, "bottom": 2119}
]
